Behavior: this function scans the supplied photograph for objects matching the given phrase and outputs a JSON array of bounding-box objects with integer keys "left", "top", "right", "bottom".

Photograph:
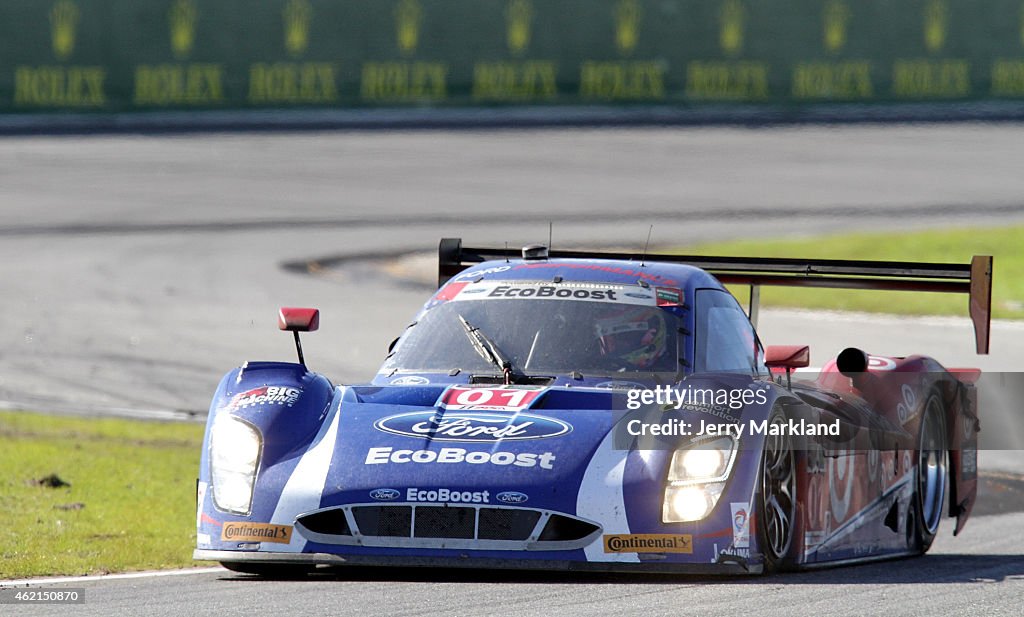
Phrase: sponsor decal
[
  {"left": 365, "top": 446, "right": 556, "bottom": 469},
  {"left": 225, "top": 386, "right": 300, "bottom": 411},
  {"left": 603, "top": 533, "right": 693, "bottom": 554},
  {"left": 594, "top": 381, "right": 646, "bottom": 390},
  {"left": 715, "top": 545, "right": 751, "bottom": 560},
  {"left": 390, "top": 375, "right": 430, "bottom": 385},
  {"left": 197, "top": 532, "right": 211, "bottom": 547},
  {"left": 453, "top": 265, "right": 513, "bottom": 281},
  {"left": 487, "top": 284, "right": 618, "bottom": 301},
  {"left": 448, "top": 281, "right": 656, "bottom": 306},
  {"left": 369, "top": 488, "right": 401, "bottom": 501},
  {"left": 896, "top": 384, "right": 918, "bottom": 425},
  {"left": 655, "top": 287, "right": 683, "bottom": 306},
  {"left": 407, "top": 487, "right": 490, "bottom": 503},
  {"left": 375, "top": 409, "right": 571, "bottom": 442},
  {"left": 438, "top": 386, "right": 545, "bottom": 412},
  {"left": 496, "top": 491, "right": 529, "bottom": 504},
  {"left": 730, "top": 502, "right": 750, "bottom": 548},
  {"left": 221, "top": 522, "right": 293, "bottom": 544},
  {"left": 829, "top": 448, "right": 855, "bottom": 522},
  {"left": 867, "top": 447, "right": 880, "bottom": 482},
  {"left": 867, "top": 355, "right": 897, "bottom": 371}
]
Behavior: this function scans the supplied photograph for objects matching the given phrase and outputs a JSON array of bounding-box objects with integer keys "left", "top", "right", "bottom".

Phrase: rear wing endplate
[{"left": 438, "top": 238, "right": 993, "bottom": 355}]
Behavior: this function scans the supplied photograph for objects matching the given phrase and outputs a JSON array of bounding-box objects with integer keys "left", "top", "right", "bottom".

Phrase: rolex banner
[{"left": 1, "top": 0, "right": 1024, "bottom": 114}]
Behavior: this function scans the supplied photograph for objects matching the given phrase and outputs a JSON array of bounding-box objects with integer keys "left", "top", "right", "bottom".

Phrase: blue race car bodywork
[{"left": 194, "top": 241, "right": 989, "bottom": 575}]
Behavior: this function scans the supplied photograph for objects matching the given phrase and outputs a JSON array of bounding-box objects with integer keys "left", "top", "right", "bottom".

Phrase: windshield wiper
[{"left": 457, "top": 314, "right": 519, "bottom": 385}]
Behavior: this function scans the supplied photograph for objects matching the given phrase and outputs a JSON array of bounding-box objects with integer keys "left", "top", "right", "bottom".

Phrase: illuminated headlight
[
  {"left": 210, "top": 416, "right": 262, "bottom": 515},
  {"left": 662, "top": 437, "right": 735, "bottom": 523},
  {"left": 663, "top": 483, "right": 726, "bottom": 523},
  {"left": 667, "top": 437, "right": 735, "bottom": 484}
]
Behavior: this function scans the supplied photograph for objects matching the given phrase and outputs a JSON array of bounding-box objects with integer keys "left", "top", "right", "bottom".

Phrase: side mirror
[
  {"left": 279, "top": 307, "right": 320, "bottom": 332},
  {"left": 278, "top": 307, "right": 319, "bottom": 365},
  {"left": 764, "top": 345, "right": 810, "bottom": 369},
  {"left": 764, "top": 345, "right": 810, "bottom": 389}
]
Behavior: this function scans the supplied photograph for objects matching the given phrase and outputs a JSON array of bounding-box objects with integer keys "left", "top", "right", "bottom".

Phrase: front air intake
[
  {"left": 297, "top": 508, "right": 352, "bottom": 536},
  {"left": 537, "top": 514, "right": 601, "bottom": 542},
  {"left": 352, "top": 505, "right": 412, "bottom": 537},
  {"left": 295, "top": 503, "right": 600, "bottom": 550},
  {"left": 415, "top": 506, "right": 475, "bottom": 539},
  {"left": 478, "top": 508, "right": 542, "bottom": 541}
]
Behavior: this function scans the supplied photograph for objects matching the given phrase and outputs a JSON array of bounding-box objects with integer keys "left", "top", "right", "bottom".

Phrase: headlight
[
  {"left": 210, "top": 416, "right": 262, "bottom": 515},
  {"left": 662, "top": 437, "right": 736, "bottom": 523},
  {"left": 667, "top": 437, "right": 735, "bottom": 484},
  {"left": 663, "top": 483, "right": 725, "bottom": 523}
]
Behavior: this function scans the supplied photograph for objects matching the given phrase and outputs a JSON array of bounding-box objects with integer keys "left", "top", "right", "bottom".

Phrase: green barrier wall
[{"left": 2, "top": 0, "right": 1024, "bottom": 114}]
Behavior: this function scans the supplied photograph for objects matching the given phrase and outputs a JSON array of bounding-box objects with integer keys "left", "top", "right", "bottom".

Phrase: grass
[
  {"left": 677, "top": 225, "right": 1024, "bottom": 319},
  {"left": 0, "top": 411, "right": 208, "bottom": 579}
]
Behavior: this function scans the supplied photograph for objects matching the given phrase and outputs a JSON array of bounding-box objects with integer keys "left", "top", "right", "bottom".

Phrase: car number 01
[{"left": 443, "top": 387, "right": 541, "bottom": 410}]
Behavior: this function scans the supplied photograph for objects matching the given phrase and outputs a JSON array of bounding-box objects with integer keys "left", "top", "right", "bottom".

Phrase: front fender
[{"left": 204, "top": 361, "right": 334, "bottom": 467}]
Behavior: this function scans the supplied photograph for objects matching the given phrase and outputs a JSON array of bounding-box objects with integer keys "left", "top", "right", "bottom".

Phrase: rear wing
[{"left": 437, "top": 238, "right": 993, "bottom": 355}]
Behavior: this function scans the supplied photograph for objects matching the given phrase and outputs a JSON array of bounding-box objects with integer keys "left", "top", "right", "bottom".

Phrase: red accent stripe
[{"left": 434, "top": 282, "right": 468, "bottom": 301}]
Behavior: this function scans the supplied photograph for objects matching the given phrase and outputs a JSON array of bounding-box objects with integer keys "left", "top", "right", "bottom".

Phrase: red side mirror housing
[
  {"left": 279, "top": 307, "right": 320, "bottom": 332},
  {"left": 764, "top": 345, "right": 810, "bottom": 369}
]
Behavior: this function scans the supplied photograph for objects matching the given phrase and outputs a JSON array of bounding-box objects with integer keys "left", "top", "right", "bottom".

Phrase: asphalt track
[{"left": 1, "top": 123, "right": 1024, "bottom": 615}]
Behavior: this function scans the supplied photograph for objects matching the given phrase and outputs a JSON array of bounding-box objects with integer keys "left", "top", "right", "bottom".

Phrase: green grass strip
[
  {"left": 0, "top": 411, "right": 208, "bottom": 579},
  {"left": 678, "top": 225, "right": 1023, "bottom": 319}
]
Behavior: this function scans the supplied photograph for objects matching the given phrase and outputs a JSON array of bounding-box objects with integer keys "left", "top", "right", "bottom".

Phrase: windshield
[{"left": 382, "top": 289, "right": 683, "bottom": 382}]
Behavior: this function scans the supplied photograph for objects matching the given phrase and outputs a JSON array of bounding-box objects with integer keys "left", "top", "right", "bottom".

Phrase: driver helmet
[{"left": 593, "top": 306, "right": 668, "bottom": 368}]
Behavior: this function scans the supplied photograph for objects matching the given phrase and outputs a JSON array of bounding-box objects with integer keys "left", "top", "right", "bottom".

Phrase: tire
[
  {"left": 910, "top": 393, "right": 947, "bottom": 554},
  {"left": 757, "top": 410, "right": 800, "bottom": 572},
  {"left": 220, "top": 561, "right": 314, "bottom": 578}
]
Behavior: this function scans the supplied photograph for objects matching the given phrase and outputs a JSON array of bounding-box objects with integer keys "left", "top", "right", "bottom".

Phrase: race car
[{"left": 193, "top": 239, "right": 991, "bottom": 575}]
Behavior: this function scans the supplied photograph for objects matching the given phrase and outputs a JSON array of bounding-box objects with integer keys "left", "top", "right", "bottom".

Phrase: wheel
[
  {"left": 220, "top": 561, "right": 314, "bottom": 578},
  {"left": 910, "top": 393, "right": 947, "bottom": 554},
  {"left": 757, "top": 411, "right": 800, "bottom": 572}
]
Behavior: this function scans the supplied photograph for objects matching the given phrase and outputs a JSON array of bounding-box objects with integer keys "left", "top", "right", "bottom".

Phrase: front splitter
[{"left": 195, "top": 549, "right": 760, "bottom": 575}]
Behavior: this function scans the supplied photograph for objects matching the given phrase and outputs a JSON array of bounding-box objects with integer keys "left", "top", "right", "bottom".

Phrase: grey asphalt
[
  {"left": 5, "top": 512, "right": 1024, "bottom": 617},
  {"left": 1, "top": 124, "right": 1023, "bottom": 615},
  {"left": 2, "top": 124, "right": 1024, "bottom": 414}
]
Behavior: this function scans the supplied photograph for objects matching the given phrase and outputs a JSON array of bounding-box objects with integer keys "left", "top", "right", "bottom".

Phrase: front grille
[
  {"left": 415, "top": 506, "right": 475, "bottom": 538},
  {"left": 478, "top": 508, "right": 541, "bottom": 541},
  {"left": 352, "top": 505, "right": 412, "bottom": 537},
  {"left": 296, "top": 504, "right": 599, "bottom": 550}
]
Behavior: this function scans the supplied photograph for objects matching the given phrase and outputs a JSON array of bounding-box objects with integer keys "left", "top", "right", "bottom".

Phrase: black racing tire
[
  {"left": 220, "top": 561, "right": 314, "bottom": 578},
  {"left": 756, "top": 409, "right": 801, "bottom": 573},
  {"left": 910, "top": 393, "right": 947, "bottom": 554}
]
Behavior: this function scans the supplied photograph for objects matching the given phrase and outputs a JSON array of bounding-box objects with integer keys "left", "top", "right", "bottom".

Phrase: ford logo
[
  {"left": 374, "top": 411, "right": 572, "bottom": 442},
  {"left": 496, "top": 491, "right": 529, "bottom": 504},
  {"left": 390, "top": 375, "right": 429, "bottom": 386},
  {"left": 594, "top": 381, "right": 645, "bottom": 390},
  {"left": 369, "top": 488, "right": 401, "bottom": 501}
]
